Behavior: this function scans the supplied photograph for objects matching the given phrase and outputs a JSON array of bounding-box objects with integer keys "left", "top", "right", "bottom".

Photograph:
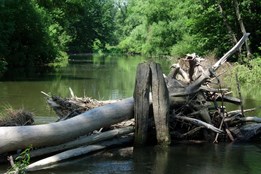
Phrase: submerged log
[
  {"left": 26, "top": 135, "right": 133, "bottom": 172},
  {"left": 0, "top": 98, "right": 134, "bottom": 154}
]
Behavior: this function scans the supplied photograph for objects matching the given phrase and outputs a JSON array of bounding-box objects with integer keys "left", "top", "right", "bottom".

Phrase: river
[{"left": 0, "top": 54, "right": 261, "bottom": 173}]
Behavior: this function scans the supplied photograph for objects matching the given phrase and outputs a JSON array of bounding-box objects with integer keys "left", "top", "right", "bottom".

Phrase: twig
[
  {"left": 69, "top": 87, "right": 75, "bottom": 98},
  {"left": 213, "top": 111, "right": 225, "bottom": 143},
  {"left": 213, "top": 82, "right": 226, "bottom": 143},
  {"left": 227, "top": 107, "right": 258, "bottom": 116},
  {"left": 6, "top": 156, "right": 19, "bottom": 174},
  {"left": 41, "top": 91, "right": 51, "bottom": 98},
  {"left": 225, "top": 127, "right": 235, "bottom": 142}
]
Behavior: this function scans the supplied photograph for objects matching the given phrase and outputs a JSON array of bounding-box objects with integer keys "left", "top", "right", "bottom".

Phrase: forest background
[{"left": 0, "top": 0, "right": 260, "bottom": 83}]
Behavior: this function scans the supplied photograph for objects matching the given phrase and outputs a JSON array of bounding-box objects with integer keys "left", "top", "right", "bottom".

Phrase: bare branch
[
  {"left": 174, "top": 116, "right": 223, "bottom": 133},
  {"left": 212, "top": 33, "right": 250, "bottom": 71}
]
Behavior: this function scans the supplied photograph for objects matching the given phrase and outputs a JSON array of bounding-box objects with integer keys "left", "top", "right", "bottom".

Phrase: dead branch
[
  {"left": 212, "top": 33, "right": 250, "bottom": 71},
  {"left": 174, "top": 116, "right": 223, "bottom": 133}
]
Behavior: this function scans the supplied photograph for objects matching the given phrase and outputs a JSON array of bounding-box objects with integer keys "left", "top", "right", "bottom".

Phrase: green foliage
[
  {"left": 1, "top": 0, "right": 261, "bottom": 78},
  {"left": 7, "top": 146, "right": 32, "bottom": 174},
  {"left": 116, "top": 0, "right": 179, "bottom": 56},
  {"left": 171, "top": 34, "right": 203, "bottom": 57},
  {"left": 67, "top": 0, "right": 117, "bottom": 53},
  {"left": 227, "top": 57, "right": 261, "bottom": 84},
  {"left": 114, "top": 0, "right": 261, "bottom": 59},
  {"left": 0, "top": 0, "right": 118, "bottom": 78},
  {"left": 0, "top": 0, "right": 70, "bottom": 77}
]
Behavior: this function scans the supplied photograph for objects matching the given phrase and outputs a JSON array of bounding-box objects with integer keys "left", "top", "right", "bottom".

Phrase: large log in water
[
  {"left": 0, "top": 98, "right": 134, "bottom": 154},
  {"left": 25, "top": 136, "right": 133, "bottom": 172}
]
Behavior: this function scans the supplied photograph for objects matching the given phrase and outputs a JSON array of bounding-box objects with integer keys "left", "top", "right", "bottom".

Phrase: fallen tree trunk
[
  {"left": 26, "top": 126, "right": 134, "bottom": 158},
  {"left": 0, "top": 98, "right": 134, "bottom": 154},
  {"left": 25, "top": 135, "right": 133, "bottom": 172}
]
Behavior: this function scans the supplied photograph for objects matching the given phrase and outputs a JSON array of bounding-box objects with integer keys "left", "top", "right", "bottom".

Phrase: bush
[{"left": 228, "top": 57, "right": 261, "bottom": 84}]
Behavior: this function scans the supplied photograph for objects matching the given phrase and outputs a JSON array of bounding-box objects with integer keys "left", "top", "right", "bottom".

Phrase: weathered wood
[
  {"left": 133, "top": 63, "right": 151, "bottom": 146},
  {"left": 230, "top": 123, "right": 261, "bottom": 142},
  {"left": 235, "top": 117, "right": 261, "bottom": 123},
  {"left": 186, "top": 53, "right": 205, "bottom": 82},
  {"left": 190, "top": 92, "right": 211, "bottom": 123},
  {"left": 25, "top": 136, "right": 133, "bottom": 172},
  {"left": 185, "top": 33, "right": 249, "bottom": 94},
  {"left": 214, "top": 95, "right": 241, "bottom": 105},
  {"left": 174, "top": 116, "right": 223, "bottom": 133},
  {"left": 168, "top": 64, "right": 189, "bottom": 83},
  {"left": 26, "top": 126, "right": 134, "bottom": 158},
  {"left": 150, "top": 62, "right": 170, "bottom": 145},
  {"left": 178, "top": 126, "right": 204, "bottom": 138},
  {"left": 0, "top": 98, "right": 134, "bottom": 154},
  {"left": 212, "top": 33, "right": 250, "bottom": 71}
]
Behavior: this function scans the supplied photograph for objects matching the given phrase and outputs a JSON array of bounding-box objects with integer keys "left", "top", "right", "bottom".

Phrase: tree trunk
[
  {"left": 0, "top": 98, "right": 134, "bottom": 154},
  {"left": 233, "top": 0, "right": 251, "bottom": 58},
  {"left": 217, "top": 3, "right": 238, "bottom": 45}
]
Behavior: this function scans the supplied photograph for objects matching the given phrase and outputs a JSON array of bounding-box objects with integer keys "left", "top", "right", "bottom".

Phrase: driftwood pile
[{"left": 1, "top": 33, "right": 261, "bottom": 173}]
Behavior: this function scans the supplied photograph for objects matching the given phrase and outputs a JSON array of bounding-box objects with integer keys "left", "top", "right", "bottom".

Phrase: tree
[
  {"left": 114, "top": 0, "right": 261, "bottom": 58},
  {"left": 0, "top": 0, "right": 71, "bottom": 78},
  {"left": 66, "top": 0, "right": 117, "bottom": 53}
]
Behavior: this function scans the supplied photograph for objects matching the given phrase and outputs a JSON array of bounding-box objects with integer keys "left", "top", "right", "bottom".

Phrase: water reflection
[
  {"left": 1, "top": 144, "right": 258, "bottom": 174},
  {"left": 132, "top": 144, "right": 261, "bottom": 174},
  {"left": 1, "top": 54, "right": 260, "bottom": 117},
  {"left": 0, "top": 55, "right": 161, "bottom": 116}
]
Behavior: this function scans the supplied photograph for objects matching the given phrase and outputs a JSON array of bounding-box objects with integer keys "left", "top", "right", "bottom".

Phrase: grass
[{"left": 0, "top": 105, "right": 34, "bottom": 126}]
